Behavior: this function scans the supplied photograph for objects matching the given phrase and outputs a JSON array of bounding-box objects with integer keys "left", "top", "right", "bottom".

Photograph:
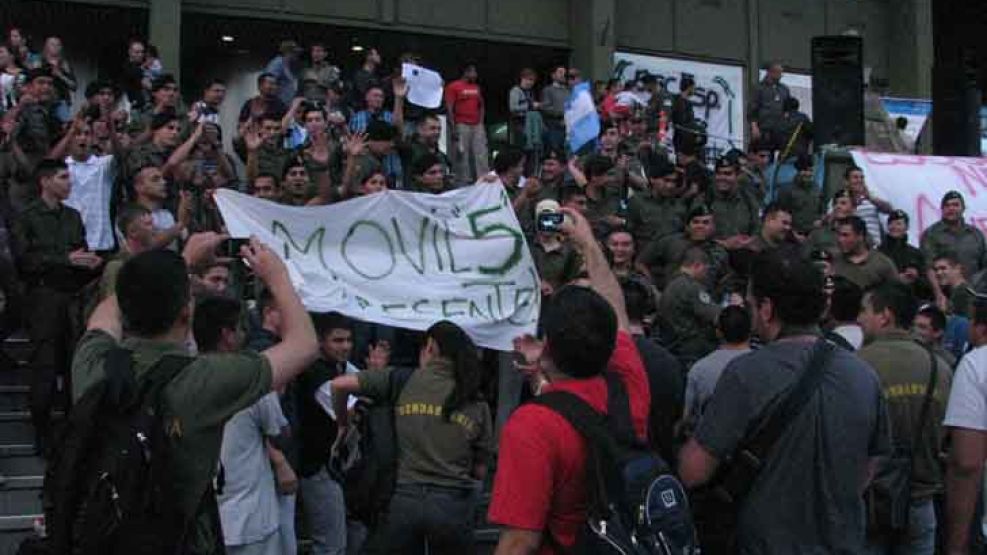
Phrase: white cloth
[
  {"left": 402, "top": 63, "right": 444, "bottom": 109},
  {"left": 944, "top": 346, "right": 987, "bottom": 431},
  {"left": 217, "top": 392, "right": 287, "bottom": 546},
  {"left": 314, "top": 361, "right": 360, "bottom": 419},
  {"left": 833, "top": 324, "right": 865, "bottom": 351},
  {"left": 64, "top": 155, "right": 115, "bottom": 250}
]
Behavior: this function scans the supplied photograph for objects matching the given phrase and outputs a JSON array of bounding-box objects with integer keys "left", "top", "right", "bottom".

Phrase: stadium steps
[{"left": 0, "top": 333, "right": 43, "bottom": 554}]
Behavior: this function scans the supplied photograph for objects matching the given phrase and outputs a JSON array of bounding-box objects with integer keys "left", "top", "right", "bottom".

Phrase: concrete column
[
  {"left": 887, "top": 0, "right": 932, "bottom": 98},
  {"left": 149, "top": 0, "right": 181, "bottom": 79},
  {"left": 569, "top": 0, "right": 616, "bottom": 82}
]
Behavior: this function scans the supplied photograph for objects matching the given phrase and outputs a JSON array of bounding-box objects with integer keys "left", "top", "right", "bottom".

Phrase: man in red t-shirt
[
  {"left": 444, "top": 64, "right": 489, "bottom": 184},
  {"left": 488, "top": 208, "right": 650, "bottom": 554}
]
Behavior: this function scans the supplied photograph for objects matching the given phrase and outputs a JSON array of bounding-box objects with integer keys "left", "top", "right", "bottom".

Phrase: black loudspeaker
[{"left": 811, "top": 36, "right": 865, "bottom": 146}]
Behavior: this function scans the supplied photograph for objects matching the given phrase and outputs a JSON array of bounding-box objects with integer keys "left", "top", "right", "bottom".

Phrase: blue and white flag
[{"left": 565, "top": 81, "right": 600, "bottom": 153}]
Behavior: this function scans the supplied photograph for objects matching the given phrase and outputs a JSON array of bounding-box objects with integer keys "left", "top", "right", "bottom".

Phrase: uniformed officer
[
  {"left": 707, "top": 157, "right": 759, "bottom": 248},
  {"left": 11, "top": 159, "right": 102, "bottom": 450},
  {"left": 804, "top": 188, "right": 856, "bottom": 258},
  {"left": 640, "top": 204, "right": 730, "bottom": 293},
  {"left": 626, "top": 157, "right": 686, "bottom": 247},
  {"left": 921, "top": 190, "right": 987, "bottom": 309},
  {"left": 778, "top": 154, "right": 823, "bottom": 238},
  {"left": 656, "top": 246, "right": 726, "bottom": 366}
]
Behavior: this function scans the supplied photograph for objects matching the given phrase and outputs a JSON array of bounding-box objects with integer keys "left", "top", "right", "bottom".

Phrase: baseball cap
[
  {"left": 687, "top": 204, "right": 713, "bottom": 221},
  {"left": 888, "top": 209, "right": 909, "bottom": 224},
  {"left": 941, "top": 190, "right": 964, "bottom": 207},
  {"left": 535, "top": 199, "right": 561, "bottom": 215}
]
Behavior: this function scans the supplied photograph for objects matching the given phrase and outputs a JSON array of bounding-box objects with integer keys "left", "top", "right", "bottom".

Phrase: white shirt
[
  {"left": 217, "top": 392, "right": 286, "bottom": 545},
  {"left": 833, "top": 324, "right": 865, "bottom": 351},
  {"left": 64, "top": 154, "right": 115, "bottom": 251},
  {"left": 944, "top": 346, "right": 987, "bottom": 431},
  {"left": 315, "top": 361, "right": 360, "bottom": 420}
]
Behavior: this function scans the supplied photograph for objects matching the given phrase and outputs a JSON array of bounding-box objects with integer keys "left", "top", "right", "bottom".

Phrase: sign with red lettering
[{"left": 850, "top": 151, "right": 987, "bottom": 244}]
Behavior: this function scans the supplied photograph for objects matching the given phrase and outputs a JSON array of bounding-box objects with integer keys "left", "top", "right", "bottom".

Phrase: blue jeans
[
  {"left": 362, "top": 482, "right": 479, "bottom": 554},
  {"left": 277, "top": 493, "right": 296, "bottom": 555},
  {"left": 866, "top": 498, "right": 936, "bottom": 555},
  {"left": 302, "top": 468, "right": 347, "bottom": 555}
]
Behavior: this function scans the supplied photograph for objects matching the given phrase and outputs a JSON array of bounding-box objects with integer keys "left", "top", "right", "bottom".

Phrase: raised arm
[
  {"left": 163, "top": 122, "right": 204, "bottom": 177},
  {"left": 559, "top": 207, "right": 629, "bottom": 330},
  {"left": 241, "top": 237, "right": 319, "bottom": 390}
]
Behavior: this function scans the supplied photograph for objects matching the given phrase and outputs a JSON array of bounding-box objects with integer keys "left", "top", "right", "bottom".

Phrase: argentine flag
[{"left": 565, "top": 81, "right": 600, "bottom": 154}]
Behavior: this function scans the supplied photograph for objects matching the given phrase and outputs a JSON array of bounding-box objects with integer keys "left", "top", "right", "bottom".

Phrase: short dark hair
[
  {"left": 313, "top": 311, "right": 353, "bottom": 338},
  {"left": 783, "top": 96, "right": 799, "bottom": 112},
  {"left": 85, "top": 79, "right": 118, "bottom": 99},
  {"left": 583, "top": 155, "right": 614, "bottom": 179},
  {"left": 257, "top": 72, "right": 276, "bottom": 86},
  {"left": 560, "top": 184, "right": 586, "bottom": 205},
  {"left": 836, "top": 216, "right": 868, "bottom": 238},
  {"left": 620, "top": 277, "right": 655, "bottom": 324},
  {"left": 493, "top": 147, "right": 525, "bottom": 174},
  {"left": 680, "top": 77, "right": 695, "bottom": 91},
  {"left": 844, "top": 165, "right": 864, "bottom": 179},
  {"left": 253, "top": 172, "right": 280, "bottom": 187},
  {"left": 281, "top": 159, "right": 307, "bottom": 180},
  {"left": 150, "top": 111, "right": 179, "bottom": 131},
  {"left": 543, "top": 286, "right": 617, "bottom": 379},
  {"left": 867, "top": 281, "right": 918, "bottom": 330},
  {"left": 718, "top": 305, "right": 751, "bottom": 344},
  {"left": 917, "top": 304, "right": 947, "bottom": 332},
  {"left": 829, "top": 275, "right": 863, "bottom": 323},
  {"left": 762, "top": 201, "right": 791, "bottom": 222},
  {"left": 412, "top": 153, "right": 444, "bottom": 177},
  {"left": 116, "top": 250, "right": 190, "bottom": 337},
  {"left": 933, "top": 250, "right": 961, "bottom": 267},
  {"left": 116, "top": 203, "right": 150, "bottom": 236},
  {"left": 750, "top": 252, "right": 826, "bottom": 327},
  {"left": 35, "top": 158, "right": 67, "bottom": 184},
  {"left": 150, "top": 73, "right": 177, "bottom": 93},
  {"left": 679, "top": 246, "right": 708, "bottom": 268},
  {"left": 193, "top": 296, "right": 242, "bottom": 353},
  {"left": 204, "top": 78, "right": 226, "bottom": 89}
]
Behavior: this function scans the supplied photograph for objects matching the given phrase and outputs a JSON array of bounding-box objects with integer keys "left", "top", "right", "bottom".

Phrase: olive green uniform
[
  {"left": 857, "top": 331, "right": 952, "bottom": 500},
  {"left": 626, "top": 190, "right": 687, "bottom": 246},
  {"left": 708, "top": 189, "right": 759, "bottom": 239},
  {"left": 639, "top": 232, "right": 730, "bottom": 293},
  {"left": 832, "top": 250, "right": 899, "bottom": 291},
  {"left": 656, "top": 271, "right": 721, "bottom": 364},
  {"left": 358, "top": 360, "right": 493, "bottom": 488},
  {"left": 920, "top": 220, "right": 987, "bottom": 277},
  {"left": 72, "top": 330, "right": 274, "bottom": 554},
  {"left": 530, "top": 239, "right": 583, "bottom": 290},
  {"left": 778, "top": 177, "right": 823, "bottom": 234}
]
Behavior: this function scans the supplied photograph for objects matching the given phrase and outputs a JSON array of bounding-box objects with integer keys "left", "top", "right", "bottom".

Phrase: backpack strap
[
  {"left": 603, "top": 372, "right": 637, "bottom": 447},
  {"left": 532, "top": 391, "right": 619, "bottom": 521}
]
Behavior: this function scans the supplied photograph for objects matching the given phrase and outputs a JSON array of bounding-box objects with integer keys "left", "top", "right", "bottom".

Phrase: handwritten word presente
[{"left": 215, "top": 185, "right": 540, "bottom": 350}]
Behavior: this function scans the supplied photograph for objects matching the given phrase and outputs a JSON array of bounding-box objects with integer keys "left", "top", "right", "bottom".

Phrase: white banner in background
[
  {"left": 851, "top": 151, "right": 987, "bottom": 245},
  {"left": 215, "top": 185, "right": 540, "bottom": 350},
  {"left": 613, "top": 52, "right": 745, "bottom": 148},
  {"left": 759, "top": 69, "right": 813, "bottom": 118}
]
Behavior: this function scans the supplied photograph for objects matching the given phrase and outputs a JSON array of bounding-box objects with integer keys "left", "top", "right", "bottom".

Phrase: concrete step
[
  {"left": 0, "top": 387, "right": 29, "bottom": 412},
  {"left": 0, "top": 448, "right": 44, "bottom": 478},
  {"left": 0, "top": 421, "right": 34, "bottom": 447},
  {"left": 0, "top": 477, "right": 41, "bottom": 517},
  {"left": 0, "top": 368, "right": 31, "bottom": 388}
]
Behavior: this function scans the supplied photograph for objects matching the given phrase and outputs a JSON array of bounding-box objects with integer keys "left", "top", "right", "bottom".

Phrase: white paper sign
[
  {"left": 850, "top": 151, "right": 987, "bottom": 245},
  {"left": 401, "top": 63, "right": 444, "bottom": 109},
  {"left": 215, "top": 185, "right": 540, "bottom": 350},
  {"left": 613, "top": 52, "right": 745, "bottom": 149}
]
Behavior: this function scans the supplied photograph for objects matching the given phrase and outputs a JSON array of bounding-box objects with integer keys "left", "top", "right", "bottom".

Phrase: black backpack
[
  {"left": 41, "top": 348, "right": 195, "bottom": 555},
  {"left": 533, "top": 373, "right": 698, "bottom": 554},
  {"left": 332, "top": 366, "right": 415, "bottom": 528}
]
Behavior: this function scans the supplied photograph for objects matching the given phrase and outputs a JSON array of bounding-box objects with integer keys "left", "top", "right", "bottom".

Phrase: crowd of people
[{"left": 0, "top": 24, "right": 985, "bottom": 555}]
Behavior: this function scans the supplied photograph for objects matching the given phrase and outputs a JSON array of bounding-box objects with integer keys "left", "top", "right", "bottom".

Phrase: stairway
[{"left": 0, "top": 332, "right": 43, "bottom": 554}]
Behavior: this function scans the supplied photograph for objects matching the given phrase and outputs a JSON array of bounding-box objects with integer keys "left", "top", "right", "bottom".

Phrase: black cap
[
  {"left": 832, "top": 188, "right": 852, "bottom": 201},
  {"left": 941, "top": 190, "right": 964, "bottom": 207},
  {"left": 714, "top": 156, "right": 737, "bottom": 171},
  {"left": 366, "top": 120, "right": 397, "bottom": 142},
  {"left": 687, "top": 204, "right": 713, "bottom": 222},
  {"left": 794, "top": 154, "right": 813, "bottom": 171},
  {"left": 810, "top": 248, "right": 833, "bottom": 262},
  {"left": 888, "top": 209, "right": 909, "bottom": 224}
]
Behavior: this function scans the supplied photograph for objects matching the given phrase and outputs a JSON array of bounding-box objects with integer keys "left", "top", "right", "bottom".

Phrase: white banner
[
  {"left": 215, "top": 185, "right": 540, "bottom": 350},
  {"left": 850, "top": 151, "right": 987, "bottom": 245},
  {"left": 613, "top": 52, "right": 745, "bottom": 148}
]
